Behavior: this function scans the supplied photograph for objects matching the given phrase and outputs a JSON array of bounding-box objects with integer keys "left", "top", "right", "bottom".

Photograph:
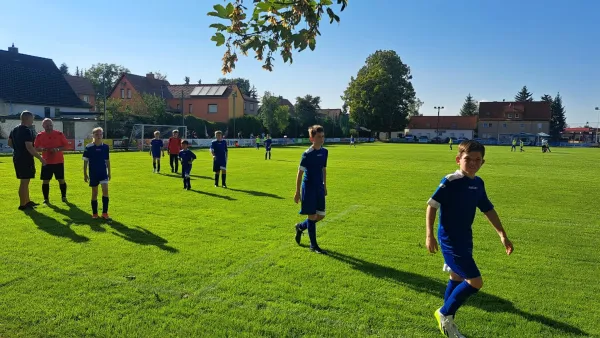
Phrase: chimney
[
  {"left": 146, "top": 72, "right": 154, "bottom": 80},
  {"left": 8, "top": 43, "right": 18, "bottom": 54}
]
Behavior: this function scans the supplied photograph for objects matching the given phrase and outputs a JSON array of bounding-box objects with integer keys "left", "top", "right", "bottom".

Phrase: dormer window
[
  {"left": 508, "top": 114, "right": 513, "bottom": 118},
  {"left": 515, "top": 113, "right": 520, "bottom": 118}
]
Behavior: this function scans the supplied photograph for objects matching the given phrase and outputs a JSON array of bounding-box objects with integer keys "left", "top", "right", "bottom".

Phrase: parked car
[
  {"left": 418, "top": 136, "right": 429, "bottom": 143},
  {"left": 431, "top": 136, "right": 443, "bottom": 144}
]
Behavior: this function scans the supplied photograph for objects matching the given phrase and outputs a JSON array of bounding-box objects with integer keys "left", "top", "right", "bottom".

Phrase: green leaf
[
  {"left": 211, "top": 4, "right": 228, "bottom": 18},
  {"left": 211, "top": 33, "right": 226, "bottom": 46},
  {"left": 308, "top": 38, "right": 316, "bottom": 51},
  {"left": 209, "top": 23, "right": 228, "bottom": 31},
  {"left": 268, "top": 40, "right": 278, "bottom": 52},
  {"left": 225, "top": 3, "right": 235, "bottom": 16},
  {"left": 256, "top": 2, "right": 271, "bottom": 12}
]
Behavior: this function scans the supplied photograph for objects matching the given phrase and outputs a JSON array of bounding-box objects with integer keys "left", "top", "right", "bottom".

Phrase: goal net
[{"left": 129, "top": 124, "right": 188, "bottom": 151}]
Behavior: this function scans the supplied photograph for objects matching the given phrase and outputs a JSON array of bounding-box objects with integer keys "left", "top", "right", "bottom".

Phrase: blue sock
[
  {"left": 444, "top": 280, "right": 462, "bottom": 302},
  {"left": 91, "top": 200, "right": 98, "bottom": 214},
  {"left": 307, "top": 220, "right": 318, "bottom": 248},
  {"left": 299, "top": 219, "right": 309, "bottom": 230},
  {"left": 440, "top": 281, "right": 479, "bottom": 316},
  {"left": 102, "top": 196, "right": 109, "bottom": 214}
]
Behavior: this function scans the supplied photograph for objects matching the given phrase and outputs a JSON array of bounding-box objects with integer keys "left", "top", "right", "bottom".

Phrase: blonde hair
[
  {"left": 154, "top": 130, "right": 160, "bottom": 137},
  {"left": 92, "top": 127, "right": 103, "bottom": 140},
  {"left": 173, "top": 129, "right": 179, "bottom": 134},
  {"left": 215, "top": 130, "right": 223, "bottom": 136}
]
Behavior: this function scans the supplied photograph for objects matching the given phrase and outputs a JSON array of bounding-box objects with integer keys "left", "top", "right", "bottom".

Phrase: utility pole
[{"left": 434, "top": 106, "right": 444, "bottom": 136}]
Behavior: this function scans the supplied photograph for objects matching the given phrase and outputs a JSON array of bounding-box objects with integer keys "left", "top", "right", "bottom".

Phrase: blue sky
[{"left": 2, "top": 0, "right": 599, "bottom": 126}]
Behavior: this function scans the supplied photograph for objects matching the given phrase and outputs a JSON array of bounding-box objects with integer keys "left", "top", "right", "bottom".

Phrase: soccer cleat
[
  {"left": 43, "top": 199, "right": 50, "bottom": 205},
  {"left": 62, "top": 196, "right": 68, "bottom": 203},
  {"left": 92, "top": 214, "right": 99, "bottom": 219},
  {"left": 101, "top": 213, "right": 112, "bottom": 222},
  {"left": 435, "top": 308, "right": 465, "bottom": 338},
  {"left": 222, "top": 185, "right": 227, "bottom": 189},
  {"left": 295, "top": 223, "right": 303, "bottom": 245},
  {"left": 310, "top": 246, "right": 327, "bottom": 255},
  {"left": 28, "top": 201, "right": 39, "bottom": 207},
  {"left": 153, "top": 169, "right": 156, "bottom": 173}
]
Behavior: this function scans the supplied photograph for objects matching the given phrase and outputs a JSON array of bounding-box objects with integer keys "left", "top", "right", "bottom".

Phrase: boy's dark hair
[
  {"left": 458, "top": 140, "right": 485, "bottom": 158},
  {"left": 181, "top": 140, "right": 189, "bottom": 145},
  {"left": 308, "top": 125, "right": 324, "bottom": 138}
]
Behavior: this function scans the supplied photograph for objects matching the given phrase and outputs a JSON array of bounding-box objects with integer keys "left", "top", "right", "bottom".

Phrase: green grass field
[{"left": 1, "top": 143, "right": 599, "bottom": 337}]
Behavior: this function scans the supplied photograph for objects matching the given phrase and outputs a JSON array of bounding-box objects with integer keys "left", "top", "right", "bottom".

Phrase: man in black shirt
[{"left": 8, "top": 111, "right": 46, "bottom": 210}]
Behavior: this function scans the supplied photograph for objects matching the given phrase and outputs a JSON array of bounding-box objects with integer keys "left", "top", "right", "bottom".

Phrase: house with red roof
[
  {"left": 477, "top": 101, "right": 551, "bottom": 139},
  {"left": 405, "top": 115, "right": 478, "bottom": 139}
]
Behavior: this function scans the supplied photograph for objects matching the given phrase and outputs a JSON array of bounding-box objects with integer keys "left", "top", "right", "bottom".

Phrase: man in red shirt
[
  {"left": 167, "top": 129, "right": 182, "bottom": 173},
  {"left": 34, "top": 118, "right": 69, "bottom": 204}
]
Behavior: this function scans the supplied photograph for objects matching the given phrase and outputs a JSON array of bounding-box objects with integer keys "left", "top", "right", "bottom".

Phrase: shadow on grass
[
  {"left": 189, "top": 174, "right": 213, "bottom": 180},
  {"left": 48, "top": 202, "right": 105, "bottom": 232},
  {"left": 326, "top": 251, "right": 588, "bottom": 337},
  {"left": 188, "top": 189, "right": 237, "bottom": 201},
  {"left": 162, "top": 173, "right": 213, "bottom": 180},
  {"left": 24, "top": 208, "right": 90, "bottom": 243},
  {"left": 228, "top": 188, "right": 285, "bottom": 199},
  {"left": 107, "top": 219, "right": 178, "bottom": 253}
]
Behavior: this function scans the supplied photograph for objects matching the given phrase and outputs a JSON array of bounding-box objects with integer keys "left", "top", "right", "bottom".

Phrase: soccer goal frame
[{"left": 129, "top": 124, "right": 188, "bottom": 151}]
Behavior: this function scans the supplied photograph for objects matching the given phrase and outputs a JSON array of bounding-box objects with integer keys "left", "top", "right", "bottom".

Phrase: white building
[{"left": 405, "top": 115, "right": 478, "bottom": 140}]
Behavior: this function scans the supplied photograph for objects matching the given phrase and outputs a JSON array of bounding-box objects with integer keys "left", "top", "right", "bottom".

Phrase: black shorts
[
  {"left": 13, "top": 157, "right": 35, "bottom": 179},
  {"left": 40, "top": 163, "right": 65, "bottom": 180}
]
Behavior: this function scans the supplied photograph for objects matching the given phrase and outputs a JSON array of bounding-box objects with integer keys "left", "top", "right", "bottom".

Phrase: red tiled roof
[
  {"left": 478, "top": 101, "right": 551, "bottom": 121},
  {"left": 407, "top": 115, "right": 478, "bottom": 130},
  {"left": 563, "top": 128, "right": 595, "bottom": 133}
]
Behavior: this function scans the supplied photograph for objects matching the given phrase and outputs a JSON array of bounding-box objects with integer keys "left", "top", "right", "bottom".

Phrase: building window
[
  {"left": 508, "top": 114, "right": 513, "bottom": 118},
  {"left": 176, "top": 104, "right": 180, "bottom": 111},
  {"left": 121, "top": 89, "right": 125, "bottom": 99},
  {"left": 189, "top": 104, "right": 193, "bottom": 114},
  {"left": 83, "top": 95, "right": 89, "bottom": 103},
  {"left": 515, "top": 113, "right": 520, "bottom": 118},
  {"left": 483, "top": 123, "right": 488, "bottom": 128},
  {"left": 503, "top": 123, "right": 507, "bottom": 128},
  {"left": 44, "top": 107, "right": 51, "bottom": 118},
  {"left": 538, "top": 123, "right": 542, "bottom": 129},
  {"left": 54, "top": 108, "right": 61, "bottom": 117},
  {"left": 489, "top": 123, "right": 493, "bottom": 127},
  {"left": 127, "top": 89, "right": 132, "bottom": 99},
  {"left": 250, "top": 103, "right": 254, "bottom": 110},
  {"left": 208, "top": 104, "right": 218, "bottom": 114},
  {"left": 244, "top": 102, "right": 247, "bottom": 110}
]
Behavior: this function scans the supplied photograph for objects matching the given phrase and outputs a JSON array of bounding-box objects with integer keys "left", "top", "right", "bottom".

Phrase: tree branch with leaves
[{"left": 209, "top": 0, "right": 347, "bottom": 73}]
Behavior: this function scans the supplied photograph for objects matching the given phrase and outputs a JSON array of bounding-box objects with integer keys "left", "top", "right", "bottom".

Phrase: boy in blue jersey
[
  {"left": 83, "top": 127, "right": 112, "bottom": 221},
  {"left": 179, "top": 140, "right": 197, "bottom": 190},
  {"left": 350, "top": 135, "right": 356, "bottom": 147},
  {"left": 150, "top": 131, "right": 165, "bottom": 173},
  {"left": 264, "top": 134, "right": 272, "bottom": 160},
  {"left": 294, "top": 125, "right": 328, "bottom": 254},
  {"left": 210, "top": 130, "right": 228, "bottom": 188},
  {"left": 426, "top": 140, "right": 513, "bottom": 337}
]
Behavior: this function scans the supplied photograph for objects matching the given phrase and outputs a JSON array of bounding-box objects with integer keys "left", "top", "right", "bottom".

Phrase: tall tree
[
  {"left": 249, "top": 85, "right": 258, "bottom": 99},
  {"left": 295, "top": 94, "right": 321, "bottom": 128},
  {"left": 85, "top": 63, "right": 130, "bottom": 110},
  {"left": 184, "top": 76, "right": 190, "bottom": 85},
  {"left": 408, "top": 98, "right": 424, "bottom": 117},
  {"left": 550, "top": 92, "right": 567, "bottom": 140},
  {"left": 208, "top": 0, "right": 348, "bottom": 73},
  {"left": 152, "top": 71, "right": 168, "bottom": 81},
  {"left": 259, "top": 91, "right": 289, "bottom": 136},
  {"left": 218, "top": 77, "right": 251, "bottom": 96},
  {"left": 459, "top": 93, "right": 478, "bottom": 116},
  {"left": 59, "top": 63, "right": 69, "bottom": 75},
  {"left": 342, "top": 50, "right": 415, "bottom": 132},
  {"left": 75, "top": 66, "right": 80, "bottom": 77},
  {"left": 197, "top": 79, "right": 202, "bottom": 84},
  {"left": 515, "top": 85, "right": 533, "bottom": 102},
  {"left": 540, "top": 94, "right": 553, "bottom": 104}
]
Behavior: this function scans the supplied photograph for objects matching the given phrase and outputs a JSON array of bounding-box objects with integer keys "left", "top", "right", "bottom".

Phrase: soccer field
[{"left": 1, "top": 143, "right": 598, "bottom": 337}]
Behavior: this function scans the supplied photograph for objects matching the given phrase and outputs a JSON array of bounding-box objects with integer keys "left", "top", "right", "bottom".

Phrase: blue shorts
[
  {"left": 152, "top": 151, "right": 162, "bottom": 159},
  {"left": 89, "top": 174, "right": 109, "bottom": 187},
  {"left": 213, "top": 158, "right": 227, "bottom": 172},
  {"left": 266, "top": 147, "right": 271, "bottom": 151},
  {"left": 300, "top": 186, "right": 326, "bottom": 216},
  {"left": 181, "top": 165, "right": 192, "bottom": 178},
  {"left": 441, "top": 251, "right": 481, "bottom": 279}
]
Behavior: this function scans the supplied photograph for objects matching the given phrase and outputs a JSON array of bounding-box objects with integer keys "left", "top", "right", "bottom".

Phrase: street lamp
[
  {"left": 232, "top": 91, "right": 237, "bottom": 139},
  {"left": 595, "top": 107, "right": 599, "bottom": 143},
  {"left": 434, "top": 106, "right": 444, "bottom": 136}
]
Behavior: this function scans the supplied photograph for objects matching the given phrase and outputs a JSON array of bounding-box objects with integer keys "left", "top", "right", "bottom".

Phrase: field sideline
[{"left": 1, "top": 143, "right": 598, "bottom": 337}]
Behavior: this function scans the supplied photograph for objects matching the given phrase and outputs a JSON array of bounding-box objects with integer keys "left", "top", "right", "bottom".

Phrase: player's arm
[
  {"left": 25, "top": 141, "right": 44, "bottom": 163},
  {"left": 322, "top": 168, "right": 327, "bottom": 195},
  {"left": 293, "top": 168, "right": 304, "bottom": 203},
  {"left": 7, "top": 131, "right": 13, "bottom": 148},
  {"left": 105, "top": 148, "right": 111, "bottom": 179},
  {"left": 483, "top": 209, "right": 513, "bottom": 255},
  {"left": 83, "top": 157, "right": 89, "bottom": 181},
  {"left": 425, "top": 205, "right": 439, "bottom": 253}
]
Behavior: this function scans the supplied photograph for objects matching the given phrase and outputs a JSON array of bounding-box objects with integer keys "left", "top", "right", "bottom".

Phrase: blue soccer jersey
[
  {"left": 265, "top": 138, "right": 272, "bottom": 150},
  {"left": 151, "top": 139, "right": 163, "bottom": 157},
  {"left": 83, "top": 143, "right": 109, "bottom": 181},
  {"left": 299, "top": 146, "right": 328, "bottom": 189},
  {"left": 179, "top": 149, "right": 197, "bottom": 166},
  {"left": 427, "top": 170, "right": 494, "bottom": 255}
]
